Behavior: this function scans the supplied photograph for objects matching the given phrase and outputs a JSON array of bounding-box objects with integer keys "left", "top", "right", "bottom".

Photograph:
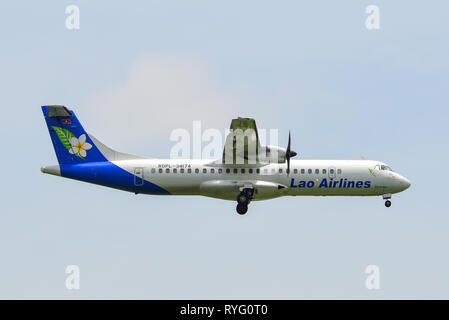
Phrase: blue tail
[{"left": 42, "top": 105, "right": 108, "bottom": 164}]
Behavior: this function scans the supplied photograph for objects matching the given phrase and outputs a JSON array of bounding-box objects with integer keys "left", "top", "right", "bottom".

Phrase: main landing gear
[
  {"left": 383, "top": 194, "right": 392, "bottom": 208},
  {"left": 236, "top": 188, "right": 254, "bottom": 215}
]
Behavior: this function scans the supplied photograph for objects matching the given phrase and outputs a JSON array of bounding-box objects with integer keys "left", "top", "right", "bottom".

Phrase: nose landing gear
[
  {"left": 236, "top": 188, "right": 254, "bottom": 215},
  {"left": 383, "top": 194, "right": 392, "bottom": 208}
]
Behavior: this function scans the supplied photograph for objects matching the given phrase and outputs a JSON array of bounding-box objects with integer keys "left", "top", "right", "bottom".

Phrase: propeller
[{"left": 286, "top": 131, "right": 297, "bottom": 174}]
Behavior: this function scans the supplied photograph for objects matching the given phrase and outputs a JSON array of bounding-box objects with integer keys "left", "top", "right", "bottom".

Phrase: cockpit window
[{"left": 381, "top": 165, "right": 393, "bottom": 171}]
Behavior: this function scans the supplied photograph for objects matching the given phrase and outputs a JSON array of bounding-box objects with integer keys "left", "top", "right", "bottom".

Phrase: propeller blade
[
  {"left": 285, "top": 131, "right": 297, "bottom": 175},
  {"left": 287, "top": 131, "right": 291, "bottom": 174}
]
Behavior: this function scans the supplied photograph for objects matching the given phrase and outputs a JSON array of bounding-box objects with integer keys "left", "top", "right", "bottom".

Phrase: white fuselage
[{"left": 110, "top": 159, "right": 410, "bottom": 201}]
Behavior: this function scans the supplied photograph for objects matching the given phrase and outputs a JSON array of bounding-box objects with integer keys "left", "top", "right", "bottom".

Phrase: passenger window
[
  {"left": 173, "top": 168, "right": 177, "bottom": 173},
  {"left": 187, "top": 168, "right": 192, "bottom": 173},
  {"left": 337, "top": 169, "right": 341, "bottom": 174},
  {"left": 233, "top": 168, "right": 238, "bottom": 174},
  {"left": 202, "top": 168, "right": 207, "bottom": 173},
  {"left": 330, "top": 168, "right": 335, "bottom": 174},
  {"left": 308, "top": 169, "right": 312, "bottom": 174},
  {"left": 211, "top": 168, "right": 215, "bottom": 173},
  {"left": 180, "top": 168, "right": 185, "bottom": 173},
  {"left": 271, "top": 168, "right": 275, "bottom": 174},
  {"left": 301, "top": 169, "right": 305, "bottom": 174},
  {"left": 218, "top": 168, "right": 222, "bottom": 174},
  {"left": 159, "top": 168, "right": 163, "bottom": 173},
  {"left": 294, "top": 169, "right": 298, "bottom": 174},
  {"left": 151, "top": 168, "right": 156, "bottom": 174},
  {"left": 226, "top": 168, "right": 230, "bottom": 174},
  {"left": 241, "top": 169, "right": 245, "bottom": 174},
  {"left": 166, "top": 168, "right": 170, "bottom": 173},
  {"left": 249, "top": 168, "right": 253, "bottom": 174},
  {"left": 279, "top": 168, "right": 283, "bottom": 174},
  {"left": 322, "top": 169, "right": 326, "bottom": 174},
  {"left": 195, "top": 168, "right": 199, "bottom": 174},
  {"left": 256, "top": 168, "right": 260, "bottom": 174},
  {"left": 315, "top": 169, "right": 319, "bottom": 174},
  {"left": 263, "top": 168, "right": 268, "bottom": 174}
]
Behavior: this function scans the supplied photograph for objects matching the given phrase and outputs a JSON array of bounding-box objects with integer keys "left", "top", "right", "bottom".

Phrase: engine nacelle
[{"left": 258, "top": 145, "right": 287, "bottom": 164}]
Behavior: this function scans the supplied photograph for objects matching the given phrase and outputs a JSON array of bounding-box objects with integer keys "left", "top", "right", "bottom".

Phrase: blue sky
[{"left": 0, "top": 0, "right": 448, "bottom": 298}]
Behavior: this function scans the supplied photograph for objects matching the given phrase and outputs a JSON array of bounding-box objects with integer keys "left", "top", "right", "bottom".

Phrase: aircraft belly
[{"left": 199, "top": 179, "right": 287, "bottom": 201}]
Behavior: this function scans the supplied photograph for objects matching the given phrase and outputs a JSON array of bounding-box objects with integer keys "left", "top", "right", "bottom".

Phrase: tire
[
  {"left": 236, "top": 203, "right": 248, "bottom": 215},
  {"left": 385, "top": 200, "right": 391, "bottom": 208}
]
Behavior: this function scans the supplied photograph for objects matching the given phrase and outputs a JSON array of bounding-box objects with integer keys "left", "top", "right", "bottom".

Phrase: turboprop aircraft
[{"left": 41, "top": 105, "right": 410, "bottom": 215}]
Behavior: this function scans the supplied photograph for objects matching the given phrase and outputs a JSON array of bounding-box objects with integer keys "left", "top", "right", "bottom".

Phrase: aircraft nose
[{"left": 401, "top": 176, "right": 411, "bottom": 190}]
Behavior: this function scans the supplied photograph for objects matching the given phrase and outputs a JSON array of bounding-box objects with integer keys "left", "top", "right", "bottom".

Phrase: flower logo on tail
[
  {"left": 69, "top": 134, "right": 92, "bottom": 158},
  {"left": 51, "top": 126, "right": 92, "bottom": 159}
]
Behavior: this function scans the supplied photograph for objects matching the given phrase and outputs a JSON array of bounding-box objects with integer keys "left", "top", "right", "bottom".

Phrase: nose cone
[{"left": 400, "top": 176, "right": 411, "bottom": 191}]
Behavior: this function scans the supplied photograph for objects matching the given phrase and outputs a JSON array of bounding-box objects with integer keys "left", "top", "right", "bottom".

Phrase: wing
[{"left": 222, "top": 117, "right": 261, "bottom": 165}]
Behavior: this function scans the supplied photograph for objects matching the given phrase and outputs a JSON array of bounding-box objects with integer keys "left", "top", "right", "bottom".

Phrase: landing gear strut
[
  {"left": 236, "top": 188, "right": 253, "bottom": 215},
  {"left": 383, "top": 194, "right": 392, "bottom": 208}
]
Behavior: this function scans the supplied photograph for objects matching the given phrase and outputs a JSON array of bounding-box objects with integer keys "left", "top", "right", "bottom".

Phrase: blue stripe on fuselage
[{"left": 59, "top": 161, "right": 170, "bottom": 195}]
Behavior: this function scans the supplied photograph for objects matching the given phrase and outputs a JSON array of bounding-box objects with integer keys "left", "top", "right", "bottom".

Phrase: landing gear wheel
[
  {"left": 236, "top": 203, "right": 248, "bottom": 215},
  {"left": 236, "top": 189, "right": 253, "bottom": 214},
  {"left": 385, "top": 200, "right": 391, "bottom": 208}
]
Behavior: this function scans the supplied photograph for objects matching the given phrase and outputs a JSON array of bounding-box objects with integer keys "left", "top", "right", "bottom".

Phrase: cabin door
[{"left": 134, "top": 167, "right": 144, "bottom": 186}]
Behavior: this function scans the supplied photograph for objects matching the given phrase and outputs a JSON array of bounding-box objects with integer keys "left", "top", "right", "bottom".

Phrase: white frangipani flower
[{"left": 69, "top": 134, "right": 92, "bottom": 157}]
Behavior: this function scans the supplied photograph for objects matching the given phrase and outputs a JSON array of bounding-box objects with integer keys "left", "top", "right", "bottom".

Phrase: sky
[{"left": 0, "top": 0, "right": 448, "bottom": 299}]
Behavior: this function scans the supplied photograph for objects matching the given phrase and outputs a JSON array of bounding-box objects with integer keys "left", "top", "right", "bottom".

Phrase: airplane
[{"left": 40, "top": 105, "right": 411, "bottom": 215}]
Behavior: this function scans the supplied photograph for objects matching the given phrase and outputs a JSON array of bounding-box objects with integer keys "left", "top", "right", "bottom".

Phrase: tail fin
[{"left": 42, "top": 105, "right": 109, "bottom": 164}]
